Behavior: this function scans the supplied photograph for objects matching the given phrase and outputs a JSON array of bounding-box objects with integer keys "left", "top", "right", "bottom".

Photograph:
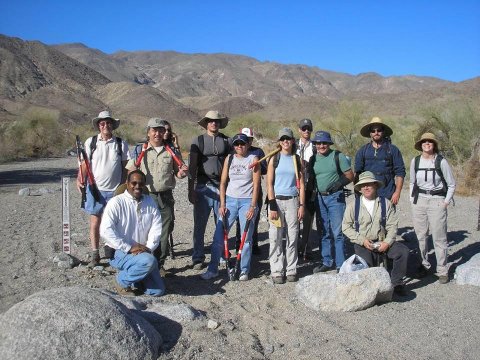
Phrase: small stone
[
  {"left": 264, "top": 344, "right": 274, "bottom": 354},
  {"left": 18, "top": 188, "right": 30, "bottom": 196},
  {"left": 207, "top": 319, "right": 220, "bottom": 330},
  {"left": 13, "top": 275, "right": 18, "bottom": 279}
]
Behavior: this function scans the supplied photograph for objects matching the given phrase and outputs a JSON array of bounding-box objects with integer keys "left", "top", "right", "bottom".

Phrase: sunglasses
[
  {"left": 315, "top": 142, "right": 330, "bottom": 145},
  {"left": 421, "top": 140, "right": 434, "bottom": 144},
  {"left": 279, "top": 136, "right": 293, "bottom": 142},
  {"left": 370, "top": 128, "right": 383, "bottom": 134},
  {"left": 301, "top": 127, "right": 312, "bottom": 132},
  {"left": 233, "top": 142, "right": 246, "bottom": 146}
]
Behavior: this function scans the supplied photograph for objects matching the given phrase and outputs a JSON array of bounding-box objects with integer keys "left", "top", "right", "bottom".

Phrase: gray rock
[
  {"left": 207, "top": 319, "right": 220, "bottom": 330},
  {"left": 53, "top": 253, "right": 79, "bottom": 269},
  {"left": 455, "top": 253, "right": 480, "bottom": 286},
  {"left": 18, "top": 188, "right": 30, "bottom": 196},
  {"left": 296, "top": 267, "right": 393, "bottom": 312},
  {"left": 0, "top": 286, "right": 162, "bottom": 360}
]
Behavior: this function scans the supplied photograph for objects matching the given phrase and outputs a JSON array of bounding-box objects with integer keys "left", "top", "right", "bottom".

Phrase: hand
[
  {"left": 219, "top": 206, "right": 227, "bottom": 218},
  {"left": 363, "top": 239, "right": 374, "bottom": 251},
  {"left": 443, "top": 202, "right": 449, "bottom": 208},
  {"left": 188, "top": 189, "right": 197, "bottom": 204},
  {"left": 297, "top": 205, "right": 304, "bottom": 221},
  {"left": 378, "top": 242, "right": 390, "bottom": 253},
  {"left": 130, "top": 243, "right": 150, "bottom": 255},
  {"left": 246, "top": 206, "right": 255, "bottom": 220},
  {"left": 391, "top": 191, "right": 401, "bottom": 205},
  {"left": 171, "top": 133, "right": 179, "bottom": 148},
  {"left": 269, "top": 210, "right": 279, "bottom": 220}
]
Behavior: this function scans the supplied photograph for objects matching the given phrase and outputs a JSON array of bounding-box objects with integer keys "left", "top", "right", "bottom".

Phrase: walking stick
[
  {"left": 231, "top": 218, "right": 252, "bottom": 280},
  {"left": 222, "top": 215, "right": 231, "bottom": 276},
  {"left": 292, "top": 154, "right": 300, "bottom": 190},
  {"left": 248, "top": 147, "right": 281, "bottom": 169},
  {"left": 169, "top": 233, "right": 175, "bottom": 259}
]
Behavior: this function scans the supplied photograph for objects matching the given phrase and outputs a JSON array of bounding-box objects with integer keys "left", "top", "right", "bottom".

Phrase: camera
[{"left": 371, "top": 242, "right": 381, "bottom": 251}]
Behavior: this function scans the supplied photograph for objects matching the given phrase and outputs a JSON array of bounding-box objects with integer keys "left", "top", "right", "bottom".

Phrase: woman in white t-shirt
[{"left": 201, "top": 133, "right": 261, "bottom": 281}]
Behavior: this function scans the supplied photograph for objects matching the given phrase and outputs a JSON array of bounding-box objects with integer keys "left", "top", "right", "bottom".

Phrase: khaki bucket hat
[
  {"left": 414, "top": 132, "right": 439, "bottom": 152},
  {"left": 92, "top": 110, "right": 120, "bottom": 130},
  {"left": 354, "top": 171, "right": 384, "bottom": 192},
  {"left": 360, "top": 117, "right": 393, "bottom": 138},
  {"left": 198, "top": 110, "right": 229, "bottom": 129}
]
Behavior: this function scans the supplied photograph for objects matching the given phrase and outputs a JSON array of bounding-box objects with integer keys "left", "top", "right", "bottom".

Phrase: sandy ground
[{"left": 1, "top": 156, "right": 479, "bottom": 359}]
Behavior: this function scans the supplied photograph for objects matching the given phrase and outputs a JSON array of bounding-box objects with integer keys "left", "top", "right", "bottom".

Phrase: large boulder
[
  {"left": 455, "top": 253, "right": 480, "bottom": 286},
  {"left": 296, "top": 267, "right": 393, "bottom": 312},
  {"left": 0, "top": 286, "right": 162, "bottom": 360}
]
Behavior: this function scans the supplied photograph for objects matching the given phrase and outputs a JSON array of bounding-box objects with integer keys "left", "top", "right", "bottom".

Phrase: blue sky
[{"left": 1, "top": 1, "right": 479, "bottom": 82}]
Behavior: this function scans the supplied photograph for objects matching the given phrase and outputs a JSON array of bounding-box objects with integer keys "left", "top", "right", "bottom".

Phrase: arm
[
  {"left": 409, "top": 157, "right": 416, "bottom": 203},
  {"left": 266, "top": 157, "right": 278, "bottom": 220},
  {"left": 391, "top": 146, "right": 406, "bottom": 205},
  {"left": 247, "top": 156, "right": 261, "bottom": 220},
  {"left": 297, "top": 167, "right": 305, "bottom": 221},
  {"left": 146, "top": 205, "right": 163, "bottom": 251},
  {"left": 218, "top": 155, "right": 230, "bottom": 218},
  {"left": 100, "top": 200, "right": 133, "bottom": 253},
  {"left": 188, "top": 140, "right": 200, "bottom": 204},
  {"left": 342, "top": 202, "right": 361, "bottom": 245},
  {"left": 441, "top": 158, "right": 456, "bottom": 205}
]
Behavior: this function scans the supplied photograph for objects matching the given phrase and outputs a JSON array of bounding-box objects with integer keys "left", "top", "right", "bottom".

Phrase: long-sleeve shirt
[
  {"left": 100, "top": 191, "right": 162, "bottom": 253},
  {"left": 409, "top": 155, "right": 456, "bottom": 204},
  {"left": 342, "top": 196, "right": 398, "bottom": 246}
]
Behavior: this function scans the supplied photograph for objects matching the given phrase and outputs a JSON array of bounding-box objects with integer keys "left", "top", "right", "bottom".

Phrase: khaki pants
[
  {"left": 269, "top": 198, "right": 299, "bottom": 277},
  {"left": 411, "top": 196, "right": 448, "bottom": 276}
]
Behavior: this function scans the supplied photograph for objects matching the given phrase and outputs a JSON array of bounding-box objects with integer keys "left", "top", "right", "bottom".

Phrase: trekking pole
[
  {"left": 292, "top": 153, "right": 300, "bottom": 190},
  {"left": 169, "top": 233, "right": 175, "bottom": 259},
  {"left": 249, "top": 147, "right": 281, "bottom": 169},
  {"left": 222, "top": 215, "right": 231, "bottom": 276},
  {"left": 135, "top": 142, "right": 148, "bottom": 168},
  {"left": 75, "top": 135, "right": 101, "bottom": 202},
  {"left": 231, "top": 218, "right": 252, "bottom": 281}
]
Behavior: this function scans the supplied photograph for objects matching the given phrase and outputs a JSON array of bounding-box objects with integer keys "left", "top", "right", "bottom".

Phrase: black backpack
[
  {"left": 89, "top": 135, "right": 123, "bottom": 162},
  {"left": 411, "top": 154, "right": 447, "bottom": 204}
]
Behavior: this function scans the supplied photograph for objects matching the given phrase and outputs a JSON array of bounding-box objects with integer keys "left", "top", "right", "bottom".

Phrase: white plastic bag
[{"left": 338, "top": 254, "right": 369, "bottom": 274}]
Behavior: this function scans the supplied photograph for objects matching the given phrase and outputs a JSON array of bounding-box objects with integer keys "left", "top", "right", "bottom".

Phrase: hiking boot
[
  {"left": 192, "top": 261, "right": 204, "bottom": 270},
  {"left": 239, "top": 273, "right": 249, "bottom": 281},
  {"left": 313, "top": 264, "right": 334, "bottom": 274},
  {"left": 393, "top": 285, "right": 407, "bottom": 296},
  {"left": 272, "top": 276, "right": 285, "bottom": 284},
  {"left": 113, "top": 280, "right": 136, "bottom": 296},
  {"left": 87, "top": 250, "right": 100, "bottom": 268},
  {"left": 438, "top": 275, "right": 449, "bottom": 284},
  {"left": 200, "top": 270, "right": 219, "bottom": 280},
  {"left": 286, "top": 274, "right": 297, "bottom": 282}
]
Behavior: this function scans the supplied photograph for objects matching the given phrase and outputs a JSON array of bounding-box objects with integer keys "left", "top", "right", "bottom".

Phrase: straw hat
[
  {"left": 354, "top": 171, "right": 384, "bottom": 192},
  {"left": 414, "top": 132, "right": 439, "bottom": 152},
  {"left": 198, "top": 110, "right": 229, "bottom": 129},
  {"left": 360, "top": 117, "right": 393, "bottom": 138},
  {"left": 92, "top": 110, "right": 120, "bottom": 130}
]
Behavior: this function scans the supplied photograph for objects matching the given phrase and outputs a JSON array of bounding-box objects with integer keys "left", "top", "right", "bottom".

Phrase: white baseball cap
[{"left": 241, "top": 127, "right": 254, "bottom": 138}]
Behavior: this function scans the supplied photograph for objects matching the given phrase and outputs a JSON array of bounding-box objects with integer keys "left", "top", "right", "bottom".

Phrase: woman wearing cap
[
  {"left": 409, "top": 133, "right": 456, "bottom": 284},
  {"left": 201, "top": 133, "right": 260, "bottom": 281},
  {"left": 162, "top": 120, "right": 181, "bottom": 153},
  {"left": 267, "top": 128, "right": 305, "bottom": 284}
]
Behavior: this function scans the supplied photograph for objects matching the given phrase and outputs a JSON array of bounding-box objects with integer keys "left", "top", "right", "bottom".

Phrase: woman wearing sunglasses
[
  {"left": 409, "top": 132, "right": 456, "bottom": 284},
  {"left": 267, "top": 128, "right": 305, "bottom": 284},
  {"left": 201, "top": 133, "right": 261, "bottom": 281}
]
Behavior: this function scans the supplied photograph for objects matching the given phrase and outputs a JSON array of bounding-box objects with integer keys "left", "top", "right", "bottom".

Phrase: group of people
[{"left": 77, "top": 110, "right": 456, "bottom": 297}]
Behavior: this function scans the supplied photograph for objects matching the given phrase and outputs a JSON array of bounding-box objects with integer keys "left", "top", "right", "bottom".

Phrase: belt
[
  {"left": 275, "top": 195, "right": 297, "bottom": 200},
  {"left": 417, "top": 189, "right": 445, "bottom": 196},
  {"left": 319, "top": 191, "right": 335, "bottom": 196}
]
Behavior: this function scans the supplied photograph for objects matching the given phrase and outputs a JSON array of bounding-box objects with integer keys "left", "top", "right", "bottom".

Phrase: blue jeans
[
  {"left": 317, "top": 190, "right": 346, "bottom": 268},
  {"left": 192, "top": 184, "right": 220, "bottom": 263},
  {"left": 110, "top": 250, "right": 165, "bottom": 296},
  {"left": 208, "top": 196, "right": 257, "bottom": 275}
]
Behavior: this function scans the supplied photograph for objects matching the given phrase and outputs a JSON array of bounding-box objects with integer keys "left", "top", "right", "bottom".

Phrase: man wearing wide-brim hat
[
  {"left": 342, "top": 171, "right": 409, "bottom": 296},
  {"left": 354, "top": 117, "right": 406, "bottom": 205},
  {"left": 76, "top": 110, "right": 130, "bottom": 267},
  {"left": 188, "top": 110, "right": 232, "bottom": 269}
]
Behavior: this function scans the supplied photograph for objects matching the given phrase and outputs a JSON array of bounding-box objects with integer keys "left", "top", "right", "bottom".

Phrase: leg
[
  {"left": 239, "top": 199, "right": 257, "bottom": 275},
  {"left": 387, "top": 242, "right": 409, "bottom": 286},
  {"left": 428, "top": 198, "right": 449, "bottom": 276},
  {"left": 89, "top": 215, "right": 101, "bottom": 251},
  {"left": 192, "top": 187, "right": 212, "bottom": 264},
  {"left": 284, "top": 198, "right": 299, "bottom": 276},
  {"left": 328, "top": 191, "right": 346, "bottom": 269},
  {"left": 298, "top": 199, "right": 314, "bottom": 256},
  {"left": 269, "top": 208, "right": 286, "bottom": 278},
  {"left": 318, "top": 195, "right": 333, "bottom": 267},
  {"left": 153, "top": 195, "right": 173, "bottom": 268},
  {"left": 411, "top": 197, "right": 431, "bottom": 270},
  {"left": 353, "top": 244, "right": 375, "bottom": 267}
]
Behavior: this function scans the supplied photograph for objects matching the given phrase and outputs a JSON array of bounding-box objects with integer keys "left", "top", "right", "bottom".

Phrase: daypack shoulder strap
[
  {"left": 197, "top": 134, "right": 204, "bottom": 154},
  {"left": 379, "top": 196, "right": 386, "bottom": 229},
  {"left": 89, "top": 135, "right": 98, "bottom": 162},
  {"left": 334, "top": 150, "right": 342, "bottom": 177},
  {"left": 354, "top": 196, "right": 361, "bottom": 232},
  {"left": 115, "top": 137, "right": 122, "bottom": 157}
]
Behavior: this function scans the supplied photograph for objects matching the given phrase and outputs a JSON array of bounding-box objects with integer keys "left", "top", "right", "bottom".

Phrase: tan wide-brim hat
[
  {"left": 360, "top": 117, "right": 393, "bottom": 138},
  {"left": 354, "top": 171, "right": 384, "bottom": 192},
  {"left": 414, "top": 132, "right": 439, "bottom": 152},
  {"left": 92, "top": 110, "right": 120, "bottom": 130},
  {"left": 198, "top": 110, "right": 229, "bottom": 129}
]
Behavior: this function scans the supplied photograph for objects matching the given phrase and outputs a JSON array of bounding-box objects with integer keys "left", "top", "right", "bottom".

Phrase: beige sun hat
[
  {"left": 354, "top": 171, "right": 384, "bottom": 192},
  {"left": 414, "top": 132, "right": 439, "bottom": 152},
  {"left": 198, "top": 110, "right": 229, "bottom": 129},
  {"left": 360, "top": 117, "right": 393, "bottom": 138},
  {"left": 92, "top": 110, "right": 120, "bottom": 130}
]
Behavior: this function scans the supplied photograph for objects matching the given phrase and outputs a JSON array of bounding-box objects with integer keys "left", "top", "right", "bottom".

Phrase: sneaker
[
  {"left": 438, "top": 275, "right": 449, "bottom": 284},
  {"left": 313, "top": 264, "right": 334, "bottom": 274},
  {"left": 239, "top": 273, "right": 249, "bottom": 281},
  {"left": 272, "top": 276, "right": 285, "bottom": 284},
  {"left": 200, "top": 270, "right": 219, "bottom": 280},
  {"left": 393, "top": 285, "right": 407, "bottom": 296},
  {"left": 286, "top": 274, "right": 297, "bottom": 282},
  {"left": 192, "top": 261, "right": 204, "bottom": 270}
]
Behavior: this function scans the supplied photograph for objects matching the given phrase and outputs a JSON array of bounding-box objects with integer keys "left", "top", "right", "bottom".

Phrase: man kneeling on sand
[
  {"left": 100, "top": 170, "right": 165, "bottom": 296},
  {"left": 342, "top": 171, "right": 409, "bottom": 296}
]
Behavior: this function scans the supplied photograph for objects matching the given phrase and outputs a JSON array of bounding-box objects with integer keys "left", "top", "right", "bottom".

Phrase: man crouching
[
  {"left": 342, "top": 171, "right": 409, "bottom": 296},
  {"left": 100, "top": 170, "right": 165, "bottom": 296}
]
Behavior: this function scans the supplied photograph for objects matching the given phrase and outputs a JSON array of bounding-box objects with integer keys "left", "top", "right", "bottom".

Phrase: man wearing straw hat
[
  {"left": 354, "top": 117, "right": 405, "bottom": 205},
  {"left": 342, "top": 171, "right": 409, "bottom": 296},
  {"left": 77, "top": 110, "right": 130, "bottom": 268},
  {"left": 188, "top": 110, "right": 232, "bottom": 270}
]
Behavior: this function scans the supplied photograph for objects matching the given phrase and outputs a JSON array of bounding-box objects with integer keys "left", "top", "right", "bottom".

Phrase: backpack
[
  {"left": 411, "top": 154, "right": 447, "bottom": 204},
  {"left": 354, "top": 196, "right": 387, "bottom": 233},
  {"left": 197, "top": 133, "right": 230, "bottom": 155},
  {"left": 89, "top": 135, "right": 123, "bottom": 162},
  {"left": 271, "top": 152, "right": 302, "bottom": 174}
]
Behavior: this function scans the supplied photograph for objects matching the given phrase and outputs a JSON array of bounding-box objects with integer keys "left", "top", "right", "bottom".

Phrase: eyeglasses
[
  {"left": 233, "top": 142, "right": 246, "bottom": 147},
  {"left": 279, "top": 136, "right": 293, "bottom": 142},
  {"left": 421, "top": 140, "right": 434, "bottom": 144},
  {"left": 98, "top": 121, "right": 112, "bottom": 127},
  {"left": 370, "top": 128, "right": 383, "bottom": 134},
  {"left": 129, "top": 181, "right": 145, "bottom": 187},
  {"left": 301, "top": 127, "right": 312, "bottom": 132}
]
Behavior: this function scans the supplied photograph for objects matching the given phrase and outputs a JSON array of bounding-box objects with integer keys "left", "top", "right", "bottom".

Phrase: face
[
  {"left": 314, "top": 142, "right": 331, "bottom": 155},
  {"left": 360, "top": 182, "right": 378, "bottom": 200},
  {"left": 421, "top": 139, "right": 435, "bottom": 153},
  {"left": 369, "top": 126, "right": 384, "bottom": 142},
  {"left": 233, "top": 141, "right": 248, "bottom": 156},
  {"left": 299, "top": 126, "right": 312, "bottom": 140},
  {"left": 163, "top": 125, "right": 172, "bottom": 141},
  {"left": 206, "top": 119, "right": 220, "bottom": 133},
  {"left": 278, "top": 136, "right": 293, "bottom": 151},
  {"left": 148, "top": 127, "right": 166, "bottom": 146},
  {"left": 127, "top": 173, "right": 145, "bottom": 200},
  {"left": 98, "top": 119, "right": 113, "bottom": 138}
]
